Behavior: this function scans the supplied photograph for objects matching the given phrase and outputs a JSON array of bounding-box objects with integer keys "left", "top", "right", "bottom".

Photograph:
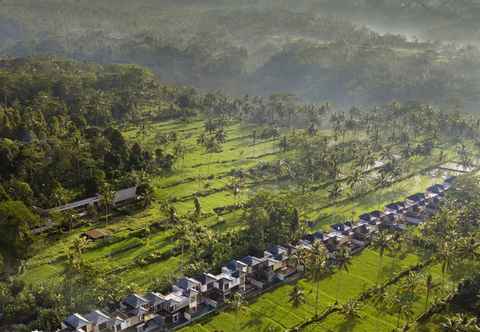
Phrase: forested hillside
[
  {"left": 0, "top": 58, "right": 200, "bottom": 209},
  {"left": 1, "top": 56, "right": 480, "bottom": 332},
  {"left": 1, "top": 1, "right": 480, "bottom": 107},
  {"left": 2, "top": 2, "right": 480, "bottom": 332}
]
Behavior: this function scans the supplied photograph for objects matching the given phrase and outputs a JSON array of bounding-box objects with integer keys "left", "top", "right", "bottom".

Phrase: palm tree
[
  {"left": 346, "top": 169, "right": 362, "bottom": 197},
  {"left": 289, "top": 247, "right": 310, "bottom": 272},
  {"left": 457, "top": 236, "right": 480, "bottom": 262},
  {"left": 159, "top": 200, "right": 179, "bottom": 225},
  {"left": 289, "top": 284, "right": 306, "bottom": 308},
  {"left": 68, "top": 237, "right": 89, "bottom": 270},
  {"left": 193, "top": 195, "right": 202, "bottom": 218},
  {"left": 230, "top": 178, "right": 241, "bottom": 204},
  {"left": 401, "top": 271, "right": 420, "bottom": 300},
  {"left": 174, "top": 218, "right": 191, "bottom": 272},
  {"left": 306, "top": 240, "right": 329, "bottom": 317},
  {"left": 339, "top": 299, "right": 361, "bottom": 320},
  {"left": 389, "top": 293, "right": 414, "bottom": 328},
  {"left": 441, "top": 314, "right": 480, "bottom": 332},
  {"left": 370, "top": 286, "right": 388, "bottom": 310},
  {"left": 227, "top": 292, "right": 245, "bottom": 332},
  {"left": 173, "top": 142, "right": 187, "bottom": 169},
  {"left": 328, "top": 178, "right": 342, "bottom": 224},
  {"left": 457, "top": 143, "right": 473, "bottom": 171},
  {"left": 371, "top": 230, "right": 391, "bottom": 285},
  {"left": 335, "top": 246, "right": 352, "bottom": 302},
  {"left": 424, "top": 273, "right": 439, "bottom": 311},
  {"left": 436, "top": 240, "right": 454, "bottom": 290},
  {"left": 215, "top": 128, "right": 227, "bottom": 144},
  {"left": 137, "top": 183, "right": 153, "bottom": 208},
  {"left": 263, "top": 324, "right": 282, "bottom": 332},
  {"left": 100, "top": 183, "right": 115, "bottom": 225}
]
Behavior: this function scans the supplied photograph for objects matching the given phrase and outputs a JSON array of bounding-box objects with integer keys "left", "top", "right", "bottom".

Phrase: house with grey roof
[
  {"left": 384, "top": 202, "right": 406, "bottom": 215},
  {"left": 157, "top": 289, "right": 191, "bottom": 325},
  {"left": 263, "top": 245, "right": 296, "bottom": 281},
  {"left": 50, "top": 186, "right": 138, "bottom": 214},
  {"left": 107, "top": 310, "right": 129, "bottom": 332},
  {"left": 57, "top": 178, "right": 454, "bottom": 332},
  {"left": 144, "top": 292, "right": 166, "bottom": 313},
  {"left": 426, "top": 184, "right": 445, "bottom": 196},
  {"left": 119, "top": 294, "right": 151, "bottom": 329},
  {"left": 84, "top": 311, "right": 111, "bottom": 332},
  {"left": 61, "top": 313, "right": 91, "bottom": 332},
  {"left": 406, "top": 193, "right": 426, "bottom": 208}
]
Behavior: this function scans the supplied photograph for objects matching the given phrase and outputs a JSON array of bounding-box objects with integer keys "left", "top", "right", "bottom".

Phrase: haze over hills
[
  {"left": 1, "top": 0, "right": 480, "bottom": 109},
  {"left": 3, "top": 2, "right": 480, "bottom": 332}
]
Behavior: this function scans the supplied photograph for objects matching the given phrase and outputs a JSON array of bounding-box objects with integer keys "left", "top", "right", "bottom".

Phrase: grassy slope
[{"left": 21, "top": 118, "right": 454, "bottom": 292}]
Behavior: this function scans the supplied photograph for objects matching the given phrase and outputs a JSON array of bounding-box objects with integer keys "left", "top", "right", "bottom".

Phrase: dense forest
[
  {"left": 2, "top": 2, "right": 480, "bottom": 332},
  {"left": 1, "top": 1, "right": 480, "bottom": 107},
  {"left": 0, "top": 58, "right": 195, "bottom": 208},
  {"left": 0, "top": 57, "right": 479, "bottom": 331}
]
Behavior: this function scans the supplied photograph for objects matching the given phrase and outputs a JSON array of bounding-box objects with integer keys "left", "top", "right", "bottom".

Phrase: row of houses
[{"left": 57, "top": 177, "right": 453, "bottom": 332}]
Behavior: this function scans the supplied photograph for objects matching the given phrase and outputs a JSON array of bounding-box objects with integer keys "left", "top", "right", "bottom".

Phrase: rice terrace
[{"left": 2, "top": 1, "right": 480, "bottom": 332}]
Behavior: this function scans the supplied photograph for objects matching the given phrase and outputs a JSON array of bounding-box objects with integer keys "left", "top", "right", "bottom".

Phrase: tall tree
[
  {"left": 288, "top": 284, "right": 306, "bottom": 309},
  {"left": 227, "top": 292, "right": 245, "bottom": 332},
  {"left": 424, "top": 273, "right": 438, "bottom": 311},
  {"left": 100, "top": 183, "right": 115, "bottom": 225},
  {"left": 306, "top": 240, "right": 329, "bottom": 317},
  {"left": 371, "top": 230, "right": 391, "bottom": 285},
  {"left": 335, "top": 246, "right": 352, "bottom": 302}
]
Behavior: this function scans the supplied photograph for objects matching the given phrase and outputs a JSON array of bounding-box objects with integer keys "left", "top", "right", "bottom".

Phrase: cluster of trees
[
  {"left": 241, "top": 100, "right": 478, "bottom": 203},
  {"left": 156, "top": 191, "right": 303, "bottom": 278},
  {"left": 281, "top": 174, "right": 480, "bottom": 331},
  {"left": 0, "top": 58, "right": 203, "bottom": 276},
  {"left": 197, "top": 119, "right": 227, "bottom": 153},
  {"left": 0, "top": 237, "right": 133, "bottom": 332},
  {"left": 0, "top": 57, "right": 220, "bottom": 207},
  {"left": 2, "top": 1, "right": 480, "bottom": 106}
]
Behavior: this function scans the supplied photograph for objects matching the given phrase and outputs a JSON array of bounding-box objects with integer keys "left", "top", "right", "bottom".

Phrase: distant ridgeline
[{"left": 1, "top": 2, "right": 480, "bottom": 105}]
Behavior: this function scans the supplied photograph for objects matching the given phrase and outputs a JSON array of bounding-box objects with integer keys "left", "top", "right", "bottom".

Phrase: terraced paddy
[
  {"left": 20, "top": 117, "right": 456, "bottom": 297},
  {"left": 180, "top": 249, "right": 454, "bottom": 332}
]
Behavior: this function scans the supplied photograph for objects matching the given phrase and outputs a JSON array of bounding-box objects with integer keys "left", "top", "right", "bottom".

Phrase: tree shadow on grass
[
  {"left": 383, "top": 257, "right": 403, "bottom": 279},
  {"left": 242, "top": 309, "right": 264, "bottom": 329},
  {"left": 336, "top": 317, "right": 360, "bottom": 332}
]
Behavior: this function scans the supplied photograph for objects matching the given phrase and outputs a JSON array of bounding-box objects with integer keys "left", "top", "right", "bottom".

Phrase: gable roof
[
  {"left": 331, "top": 223, "right": 345, "bottom": 231},
  {"left": 226, "top": 260, "right": 248, "bottom": 272},
  {"left": 407, "top": 193, "right": 426, "bottom": 202},
  {"left": 240, "top": 256, "right": 264, "bottom": 266},
  {"left": 359, "top": 213, "right": 371, "bottom": 221},
  {"left": 84, "top": 310, "right": 111, "bottom": 325},
  {"left": 82, "top": 228, "right": 111, "bottom": 240},
  {"left": 123, "top": 294, "right": 149, "bottom": 308},
  {"left": 64, "top": 313, "right": 90, "bottom": 328},
  {"left": 145, "top": 292, "right": 166, "bottom": 306},
  {"left": 176, "top": 277, "right": 201, "bottom": 291},
  {"left": 427, "top": 184, "right": 444, "bottom": 194},
  {"left": 370, "top": 210, "right": 384, "bottom": 218},
  {"left": 385, "top": 202, "right": 404, "bottom": 211},
  {"left": 268, "top": 245, "right": 288, "bottom": 256},
  {"left": 109, "top": 310, "right": 129, "bottom": 322},
  {"left": 445, "top": 176, "right": 456, "bottom": 183},
  {"left": 113, "top": 186, "right": 137, "bottom": 204},
  {"left": 163, "top": 290, "right": 189, "bottom": 304}
]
